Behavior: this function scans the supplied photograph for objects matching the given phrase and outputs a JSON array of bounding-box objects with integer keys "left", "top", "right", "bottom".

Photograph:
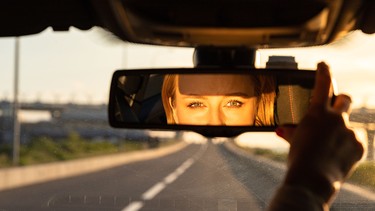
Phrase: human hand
[{"left": 275, "top": 62, "right": 364, "bottom": 205}]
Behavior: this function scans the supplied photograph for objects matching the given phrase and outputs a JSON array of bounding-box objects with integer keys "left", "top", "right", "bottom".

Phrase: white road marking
[
  {"left": 164, "top": 171, "right": 179, "bottom": 184},
  {"left": 122, "top": 201, "right": 144, "bottom": 211},
  {"left": 175, "top": 158, "right": 194, "bottom": 175},
  {"left": 121, "top": 144, "right": 207, "bottom": 211},
  {"left": 142, "top": 182, "right": 166, "bottom": 200}
]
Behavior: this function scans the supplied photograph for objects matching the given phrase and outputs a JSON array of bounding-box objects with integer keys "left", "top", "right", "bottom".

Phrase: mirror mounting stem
[{"left": 193, "top": 46, "right": 256, "bottom": 68}]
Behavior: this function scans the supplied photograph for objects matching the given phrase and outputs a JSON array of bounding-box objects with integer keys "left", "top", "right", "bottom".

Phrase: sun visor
[{"left": 178, "top": 74, "right": 256, "bottom": 97}]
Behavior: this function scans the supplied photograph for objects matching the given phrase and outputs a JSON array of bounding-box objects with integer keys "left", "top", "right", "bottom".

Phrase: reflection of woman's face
[{"left": 170, "top": 74, "right": 257, "bottom": 125}]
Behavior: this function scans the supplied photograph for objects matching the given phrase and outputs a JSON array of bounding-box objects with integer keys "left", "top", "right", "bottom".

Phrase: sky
[
  {"left": 1, "top": 27, "right": 375, "bottom": 108},
  {"left": 0, "top": 27, "right": 194, "bottom": 105},
  {"left": 257, "top": 31, "right": 375, "bottom": 108}
]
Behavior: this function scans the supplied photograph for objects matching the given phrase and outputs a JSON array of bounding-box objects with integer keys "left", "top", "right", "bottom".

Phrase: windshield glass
[{"left": 0, "top": 28, "right": 375, "bottom": 210}]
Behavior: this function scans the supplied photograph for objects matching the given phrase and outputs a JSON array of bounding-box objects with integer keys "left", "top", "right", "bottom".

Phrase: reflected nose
[{"left": 207, "top": 108, "right": 224, "bottom": 125}]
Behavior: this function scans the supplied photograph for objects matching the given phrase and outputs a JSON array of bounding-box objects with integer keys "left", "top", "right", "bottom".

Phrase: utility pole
[{"left": 12, "top": 37, "right": 20, "bottom": 165}]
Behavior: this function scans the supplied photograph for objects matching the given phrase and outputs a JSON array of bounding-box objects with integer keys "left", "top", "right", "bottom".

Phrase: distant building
[
  {"left": 350, "top": 107, "right": 375, "bottom": 123},
  {"left": 0, "top": 101, "right": 149, "bottom": 145},
  {"left": 0, "top": 101, "right": 13, "bottom": 144}
]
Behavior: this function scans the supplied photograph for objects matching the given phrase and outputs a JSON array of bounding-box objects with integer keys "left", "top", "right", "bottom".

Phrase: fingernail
[
  {"left": 275, "top": 127, "right": 284, "bottom": 137},
  {"left": 340, "top": 95, "right": 351, "bottom": 112},
  {"left": 317, "top": 62, "right": 329, "bottom": 74},
  {"left": 342, "top": 94, "right": 352, "bottom": 103}
]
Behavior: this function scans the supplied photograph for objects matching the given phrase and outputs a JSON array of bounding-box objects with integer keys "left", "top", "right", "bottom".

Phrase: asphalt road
[{"left": 0, "top": 140, "right": 375, "bottom": 211}]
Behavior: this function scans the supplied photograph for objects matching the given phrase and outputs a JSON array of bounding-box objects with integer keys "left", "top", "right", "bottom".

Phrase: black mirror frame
[{"left": 108, "top": 67, "right": 315, "bottom": 137}]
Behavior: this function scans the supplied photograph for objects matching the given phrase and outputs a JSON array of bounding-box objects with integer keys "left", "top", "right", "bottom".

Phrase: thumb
[{"left": 275, "top": 124, "right": 297, "bottom": 144}]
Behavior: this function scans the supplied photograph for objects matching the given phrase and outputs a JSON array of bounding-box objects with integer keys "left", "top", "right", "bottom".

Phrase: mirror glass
[{"left": 108, "top": 68, "right": 315, "bottom": 134}]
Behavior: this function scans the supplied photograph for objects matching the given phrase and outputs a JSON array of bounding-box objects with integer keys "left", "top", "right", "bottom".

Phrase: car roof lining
[
  {"left": 0, "top": 0, "right": 96, "bottom": 37},
  {"left": 123, "top": 0, "right": 326, "bottom": 28},
  {"left": 0, "top": 0, "right": 374, "bottom": 46}
]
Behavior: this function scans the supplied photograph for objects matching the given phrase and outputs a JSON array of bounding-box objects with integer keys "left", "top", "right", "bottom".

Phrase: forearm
[
  {"left": 268, "top": 165, "right": 337, "bottom": 211},
  {"left": 268, "top": 185, "right": 329, "bottom": 211}
]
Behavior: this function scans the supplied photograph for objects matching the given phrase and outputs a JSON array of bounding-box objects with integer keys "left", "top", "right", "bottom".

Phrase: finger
[
  {"left": 275, "top": 125, "right": 297, "bottom": 144},
  {"left": 332, "top": 94, "right": 352, "bottom": 126},
  {"left": 332, "top": 94, "right": 352, "bottom": 114},
  {"left": 311, "top": 62, "right": 332, "bottom": 108}
]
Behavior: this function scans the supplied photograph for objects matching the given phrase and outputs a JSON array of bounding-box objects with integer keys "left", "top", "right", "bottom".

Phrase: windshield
[{"left": 0, "top": 28, "right": 375, "bottom": 210}]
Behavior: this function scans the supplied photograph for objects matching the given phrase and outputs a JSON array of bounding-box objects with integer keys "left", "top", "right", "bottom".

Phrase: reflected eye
[
  {"left": 187, "top": 101, "right": 205, "bottom": 108},
  {"left": 225, "top": 100, "right": 244, "bottom": 108}
]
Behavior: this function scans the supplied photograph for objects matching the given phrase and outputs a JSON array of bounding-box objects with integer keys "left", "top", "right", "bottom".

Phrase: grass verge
[
  {"left": 235, "top": 143, "right": 375, "bottom": 192},
  {"left": 0, "top": 132, "right": 177, "bottom": 168},
  {"left": 348, "top": 161, "right": 375, "bottom": 192}
]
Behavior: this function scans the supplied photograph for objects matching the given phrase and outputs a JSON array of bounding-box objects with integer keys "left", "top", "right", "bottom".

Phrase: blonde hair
[
  {"left": 161, "top": 74, "right": 276, "bottom": 126},
  {"left": 162, "top": 74, "right": 178, "bottom": 124},
  {"left": 255, "top": 75, "right": 276, "bottom": 126}
]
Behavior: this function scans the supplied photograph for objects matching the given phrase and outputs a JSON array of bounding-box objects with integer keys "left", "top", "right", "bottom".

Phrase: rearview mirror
[{"left": 108, "top": 68, "right": 315, "bottom": 137}]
